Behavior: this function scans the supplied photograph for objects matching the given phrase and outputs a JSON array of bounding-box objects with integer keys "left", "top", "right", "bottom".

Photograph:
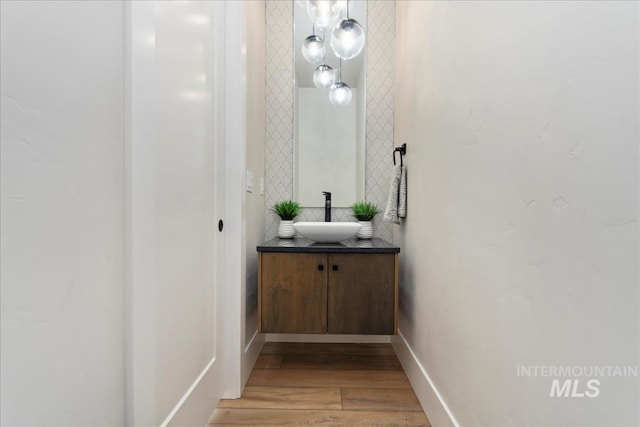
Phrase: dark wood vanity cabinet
[
  {"left": 327, "top": 253, "right": 396, "bottom": 334},
  {"left": 259, "top": 250, "right": 398, "bottom": 335},
  {"left": 260, "top": 253, "right": 328, "bottom": 334}
]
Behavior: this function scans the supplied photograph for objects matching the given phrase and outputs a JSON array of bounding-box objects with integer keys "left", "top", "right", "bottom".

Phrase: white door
[{"left": 126, "top": 1, "right": 227, "bottom": 425}]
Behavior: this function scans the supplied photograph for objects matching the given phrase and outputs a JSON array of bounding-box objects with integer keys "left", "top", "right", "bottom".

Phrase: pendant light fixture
[
  {"left": 313, "top": 47, "right": 336, "bottom": 88},
  {"left": 301, "top": 25, "right": 324, "bottom": 64},
  {"left": 299, "top": 0, "right": 363, "bottom": 107},
  {"left": 329, "top": 59, "right": 352, "bottom": 106},
  {"left": 330, "top": 0, "right": 365, "bottom": 60},
  {"left": 313, "top": 64, "right": 336, "bottom": 89}
]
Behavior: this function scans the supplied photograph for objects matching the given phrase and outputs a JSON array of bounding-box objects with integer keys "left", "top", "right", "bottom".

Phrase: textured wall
[
  {"left": 364, "top": 0, "right": 396, "bottom": 242},
  {"left": 394, "top": 1, "right": 639, "bottom": 425},
  {"left": 0, "top": 2, "right": 125, "bottom": 424},
  {"left": 265, "top": 0, "right": 395, "bottom": 241},
  {"left": 265, "top": 0, "right": 295, "bottom": 238}
]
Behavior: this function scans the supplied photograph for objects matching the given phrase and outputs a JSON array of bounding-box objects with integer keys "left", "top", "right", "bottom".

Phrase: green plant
[
  {"left": 272, "top": 200, "right": 301, "bottom": 220},
  {"left": 350, "top": 201, "right": 380, "bottom": 221}
]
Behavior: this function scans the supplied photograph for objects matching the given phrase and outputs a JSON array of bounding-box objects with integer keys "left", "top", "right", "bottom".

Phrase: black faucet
[{"left": 322, "top": 191, "right": 331, "bottom": 222}]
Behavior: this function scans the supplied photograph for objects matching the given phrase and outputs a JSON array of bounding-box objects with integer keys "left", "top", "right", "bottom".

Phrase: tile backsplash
[{"left": 265, "top": 0, "right": 395, "bottom": 241}]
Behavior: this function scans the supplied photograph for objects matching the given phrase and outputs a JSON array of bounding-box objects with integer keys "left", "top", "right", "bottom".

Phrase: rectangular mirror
[{"left": 294, "top": 1, "right": 366, "bottom": 208}]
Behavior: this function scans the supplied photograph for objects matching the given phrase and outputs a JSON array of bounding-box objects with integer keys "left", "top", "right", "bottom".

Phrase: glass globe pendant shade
[
  {"left": 330, "top": 18, "right": 365, "bottom": 60},
  {"left": 301, "top": 35, "right": 325, "bottom": 64},
  {"left": 328, "top": 81, "right": 352, "bottom": 106},
  {"left": 306, "top": 0, "right": 340, "bottom": 30},
  {"left": 313, "top": 64, "right": 336, "bottom": 88}
]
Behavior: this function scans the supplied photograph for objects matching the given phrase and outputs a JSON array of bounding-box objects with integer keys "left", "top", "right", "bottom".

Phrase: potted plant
[
  {"left": 272, "top": 200, "right": 301, "bottom": 239},
  {"left": 350, "top": 201, "right": 380, "bottom": 239}
]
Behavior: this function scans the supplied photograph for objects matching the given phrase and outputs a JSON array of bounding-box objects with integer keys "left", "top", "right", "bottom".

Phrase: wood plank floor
[{"left": 210, "top": 342, "right": 430, "bottom": 426}]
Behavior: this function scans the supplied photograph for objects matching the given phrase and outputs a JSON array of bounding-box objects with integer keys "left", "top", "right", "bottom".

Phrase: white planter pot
[
  {"left": 278, "top": 219, "right": 296, "bottom": 239},
  {"left": 356, "top": 220, "right": 373, "bottom": 239}
]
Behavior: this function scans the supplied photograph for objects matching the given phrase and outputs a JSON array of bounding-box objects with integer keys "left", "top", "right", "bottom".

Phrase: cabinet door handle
[
  {"left": 318, "top": 265, "right": 324, "bottom": 271},
  {"left": 332, "top": 265, "right": 339, "bottom": 271}
]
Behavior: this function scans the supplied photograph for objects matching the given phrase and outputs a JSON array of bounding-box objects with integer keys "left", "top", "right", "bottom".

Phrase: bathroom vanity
[{"left": 257, "top": 238, "right": 400, "bottom": 335}]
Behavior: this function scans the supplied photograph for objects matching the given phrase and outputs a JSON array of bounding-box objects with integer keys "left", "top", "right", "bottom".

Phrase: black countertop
[{"left": 257, "top": 237, "right": 400, "bottom": 254}]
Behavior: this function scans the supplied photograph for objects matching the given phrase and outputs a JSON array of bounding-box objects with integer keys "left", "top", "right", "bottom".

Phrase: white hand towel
[
  {"left": 398, "top": 165, "right": 407, "bottom": 218},
  {"left": 383, "top": 164, "right": 402, "bottom": 224}
]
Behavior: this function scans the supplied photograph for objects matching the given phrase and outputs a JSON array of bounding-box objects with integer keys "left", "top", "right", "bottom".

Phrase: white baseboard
[
  {"left": 242, "top": 329, "right": 265, "bottom": 387},
  {"left": 161, "top": 357, "right": 219, "bottom": 427},
  {"left": 265, "top": 333, "right": 392, "bottom": 343},
  {"left": 392, "top": 330, "right": 460, "bottom": 427},
  {"left": 245, "top": 329, "right": 261, "bottom": 354}
]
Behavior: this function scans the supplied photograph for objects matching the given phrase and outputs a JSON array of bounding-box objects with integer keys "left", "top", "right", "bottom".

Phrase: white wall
[
  {"left": 393, "top": 1, "right": 639, "bottom": 426},
  {"left": 243, "top": 0, "right": 266, "bottom": 384},
  {"left": 0, "top": 1, "right": 126, "bottom": 425},
  {"left": 126, "top": 1, "right": 224, "bottom": 425}
]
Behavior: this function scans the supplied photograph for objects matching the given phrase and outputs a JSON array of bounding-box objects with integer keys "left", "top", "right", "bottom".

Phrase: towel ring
[{"left": 393, "top": 143, "right": 407, "bottom": 166}]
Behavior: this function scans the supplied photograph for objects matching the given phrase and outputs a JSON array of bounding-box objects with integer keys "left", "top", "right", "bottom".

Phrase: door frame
[{"left": 220, "top": 0, "right": 245, "bottom": 399}]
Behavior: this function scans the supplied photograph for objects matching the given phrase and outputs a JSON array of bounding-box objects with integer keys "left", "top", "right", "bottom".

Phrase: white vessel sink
[{"left": 293, "top": 222, "right": 361, "bottom": 243}]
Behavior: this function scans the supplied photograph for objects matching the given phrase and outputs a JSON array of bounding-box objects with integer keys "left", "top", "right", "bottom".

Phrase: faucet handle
[{"left": 322, "top": 191, "right": 331, "bottom": 198}]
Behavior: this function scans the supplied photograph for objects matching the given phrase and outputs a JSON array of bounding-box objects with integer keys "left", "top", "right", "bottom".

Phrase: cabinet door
[
  {"left": 260, "top": 252, "right": 327, "bottom": 333},
  {"left": 328, "top": 253, "right": 396, "bottom": 335}
]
